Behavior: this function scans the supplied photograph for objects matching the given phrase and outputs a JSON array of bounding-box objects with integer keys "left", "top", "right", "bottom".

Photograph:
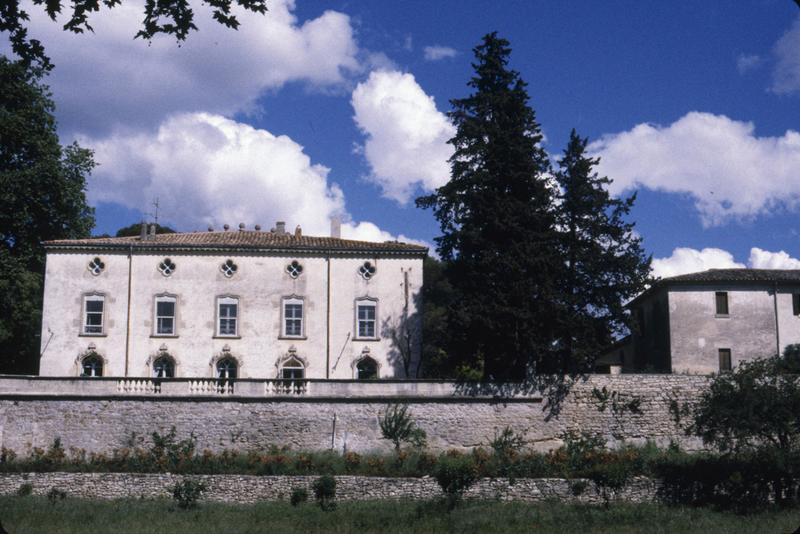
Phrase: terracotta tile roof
[
  {"left": 44, "top": 230, "right": 428, "bottom": 256},
  {"left": 629, "top": 268, "right": 800, "bottom": 307},
  {"left": 661, "top": 268, "right": 800, "bottom": 284}
]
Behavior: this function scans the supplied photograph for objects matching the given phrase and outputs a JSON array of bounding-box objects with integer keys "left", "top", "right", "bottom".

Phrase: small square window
[
  {"left": 715, "top": 292, "right": 729, "bottom": 316},
  {"left": 719, "top": 348, "right": 732, "bottom": 372}
]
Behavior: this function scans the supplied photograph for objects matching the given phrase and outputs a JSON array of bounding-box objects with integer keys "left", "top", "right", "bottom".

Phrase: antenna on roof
[{"left": 151, "top": 197, "right": 160, "bottom": 226}]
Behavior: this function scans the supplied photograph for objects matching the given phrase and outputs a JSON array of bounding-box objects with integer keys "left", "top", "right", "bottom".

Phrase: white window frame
[
  {"left": 81, "top": 354, "right": 104, "bottom": 377},
  {"left": 281, "top": 297, "right": 305, "bottom": 338},
  {"left": 82, "top": 294, "right": 106, "bottom": 335},
  {"left": 355, "top": 298, "right": 378, "bottom": 340},
  {"left": 153, "top": 294, "right": 177, "bottom": 336},
  {"left": 280, "top": 356, "right": 305, "bottom": 379},
  {"left": 152, "top": 355, "right": 176, "bottom": 378},
  {"left": 216, "top": 357, "right": 238, "bottom": 379},
  {"left": 216, "top": 296, "right": 239, "bottom": 337}
]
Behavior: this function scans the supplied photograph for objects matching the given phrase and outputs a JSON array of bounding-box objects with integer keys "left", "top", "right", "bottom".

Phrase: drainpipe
[
  {"left": 326, "top": 254, "right": 331, "bottom": 379},
  {"left": 774, "top": 282, "right": 781, "bottom": 356},
  {"left": 124, "top": 244, "right": 133, "bottom": 376}
]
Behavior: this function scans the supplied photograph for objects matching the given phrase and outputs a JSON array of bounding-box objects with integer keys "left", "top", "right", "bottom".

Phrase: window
[
  {"left": 356, "top": 300, "right": 377, "bottom": 339},
  {"left": 154, "top": 295, "right": 176, "bottom": 335},
  {"left": 158, "top": 258, "right": 176, "bottom": 276},
  {"left": 793, "top": 294, "right": 800, "bottom": 316},
  {"left": 217, "top": 297, "right": 239, "bottom": 336},
  {"left": 715, "top": 292, "right": 729, "bottom": 315},
  {"left": 283, "top": 298, "right": 304, "bottom": 337},
  {"left": 280, "top": 356, "right": 305, "bottom": 379},
  {"left": 718, "top": 348, "right": 732, "bottom": 372},
  {"left": 83, "top": 295, "right": 105, "bottom": 335},
  {"left": 358, "top": 261, "right": 376, "bottom": 280},
  {"left": 357, "top": 357, "right": 378, "bottom": 380},
  {"left": 216, "top": 358, "right": 238, "bottom": 379},
  {"left": 220, "top": 259, "right": 238, "bottom": 278},
  {"left": 153, "top": 356, "right": 175, "bottom": 378},
  {"left": 286, "top": 260, "right": 303, "bottom": 279},
  {"left": 87, "top": 257, "right": 105, "bottom": 276},
  {"left": 81, "top": 355, "right": 103, "bottom": 377}
]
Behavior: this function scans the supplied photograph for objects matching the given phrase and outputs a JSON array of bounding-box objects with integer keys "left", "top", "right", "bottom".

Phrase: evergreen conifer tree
[
  {"left": 554, "top": 129, "right": 651, "bottom": 370},
  {"left": 417, "top": 33, "right": 562, "bottom": 381}
]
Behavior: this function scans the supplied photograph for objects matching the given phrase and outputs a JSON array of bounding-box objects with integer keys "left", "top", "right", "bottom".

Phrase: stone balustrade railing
[{"left": 0, "top": 375, "right": 543, "bottom": 400}]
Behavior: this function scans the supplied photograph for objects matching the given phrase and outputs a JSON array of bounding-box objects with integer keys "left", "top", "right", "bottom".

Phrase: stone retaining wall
[
  {"left": 0, "top": 472, "right": 660, "bottom": 505},
  {"left": 0, "top": 375, "right": 708, "bottom": 455}
]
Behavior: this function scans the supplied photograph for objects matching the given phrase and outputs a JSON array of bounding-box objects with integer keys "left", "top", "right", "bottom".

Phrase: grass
[{"left": 0, "top": 496, "right": 799, "bottom": 533}]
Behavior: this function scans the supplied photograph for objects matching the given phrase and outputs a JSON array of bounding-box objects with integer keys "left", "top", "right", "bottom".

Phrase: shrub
[
  {"left": 289, "top": 487, "right": 308, "bottom": 506},
  {"left": 46, "top": 487, "right": 66, "bottom": 504},
  {"left": 170, "top": 479, "right": 206, "bottom": 509},
  {"left": 379, "top": 403, "right": 427, "bottom": 451},
  {"left": 312, "top": 475, "right": 337, "bottom": 511},
  {"left": 152, "top": 427, "right": 197, "bottom": 470},
  {"left": 434, "top": 454, "right": 479, "bottom": 509},
  {"left": 16, "top": 483, "right": 33, "bottom": 497},
  {"left": 490, "top": 426, "right": 525, "bottom": 461}
]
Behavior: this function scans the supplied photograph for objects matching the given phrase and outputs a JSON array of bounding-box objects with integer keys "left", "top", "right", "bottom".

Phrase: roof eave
[{"left": 42, "top": 242, "right": 428, "bottom": 257}]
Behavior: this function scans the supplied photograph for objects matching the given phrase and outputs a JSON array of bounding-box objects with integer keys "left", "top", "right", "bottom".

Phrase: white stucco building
[
  {"left": 617, "top": 269, "right": 800, "bottom": 374},
  {"left": 39, "top": 222, "right": 426, "bottom": 380}
]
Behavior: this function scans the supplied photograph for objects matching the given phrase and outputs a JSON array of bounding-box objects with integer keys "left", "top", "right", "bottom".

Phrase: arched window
[
  {"left": 81, "top": 355, "right": 103, "bottom": 377},
  {"left": 280, "top": 356, "right": 305, "bottom": 379},
  {"left": 153, "top": 356, "right": 175, "bottom": 378},
  {"left": 216, "top": 358, "right": 238, "bottom": 380},
  {"left": 356, "top": 357, "right": 379, "bottom": 380}
]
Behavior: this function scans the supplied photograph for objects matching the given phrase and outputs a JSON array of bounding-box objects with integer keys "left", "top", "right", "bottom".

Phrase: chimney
[
  {"left": 276, "top": 221, "right": 286, "bottom": 235},
  {"left": 295, "top": 225, "right": 302, "bottom": 238},
  {"left": 140, "top": 222, "right": 147, "bottom": 240},
  {"left": 149, "top": 224, "right": 156, "bottom": 238},
  {"left": 330, "top": 216, "right": 341, "bottom": 239}
]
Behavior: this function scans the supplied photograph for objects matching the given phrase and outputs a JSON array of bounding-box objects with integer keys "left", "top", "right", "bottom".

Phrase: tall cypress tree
[
  {"left": 554, "top": 129, "right": 651, "bottom": 370},
  {"left": 417, "top": 33, "right": 561, "bottom": 381}
]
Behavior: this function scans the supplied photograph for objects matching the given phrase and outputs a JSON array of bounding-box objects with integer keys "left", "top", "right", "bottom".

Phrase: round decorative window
[
  {"left": 221, "top": 259, "right": 238, "bottom": 278},
  {"left": 286, "top": 260, "right": 303, "bottom": 279},
  {"left": 87, "top": 257, "right": 105, "bottom": 276},
  {"left": 359, "top": 261, "right": 376, "bottom": 280},
  {"left": 158, "top": 258, "right": 176, "bottom": 276}
]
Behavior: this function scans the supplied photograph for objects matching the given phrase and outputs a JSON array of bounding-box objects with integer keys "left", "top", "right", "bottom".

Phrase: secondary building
[
  {"left": 39, "top": 222, "right": 426, "bottom": 380},
  {"left": 619, "top": 269, "right": 800, "bottom": 374}
]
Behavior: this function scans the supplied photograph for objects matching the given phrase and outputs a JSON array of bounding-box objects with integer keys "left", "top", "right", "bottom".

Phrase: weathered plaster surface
[{"left": 40, "top": 251, "right": 423, "bottom": 379}]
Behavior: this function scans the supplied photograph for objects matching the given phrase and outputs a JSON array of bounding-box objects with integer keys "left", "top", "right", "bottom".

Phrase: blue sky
[{"left": 4, "top": 0, "right": 800, "bottom": 276}]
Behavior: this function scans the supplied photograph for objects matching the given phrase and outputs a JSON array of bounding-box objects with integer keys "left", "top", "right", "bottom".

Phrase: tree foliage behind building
[{"left": 0, "top": 56, "right": 95, "bottom": 373}]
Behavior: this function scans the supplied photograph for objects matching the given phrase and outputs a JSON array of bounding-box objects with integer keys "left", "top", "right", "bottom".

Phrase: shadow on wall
[{"left": 381, "top": 288, "right": 422, "bottom": 378}]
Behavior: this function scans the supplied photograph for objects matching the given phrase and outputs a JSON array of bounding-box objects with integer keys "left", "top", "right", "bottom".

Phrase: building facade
[
  {"left": 623, "top": 269, "right": 800, "bottom": 374},
  {"left": 39, "top": 223, "right": 426, "bottom": 380}
]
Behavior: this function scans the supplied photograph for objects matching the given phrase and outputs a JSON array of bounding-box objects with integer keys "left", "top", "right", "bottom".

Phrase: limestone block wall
[
  {"left": 0, "top": 375, "right": 708, "bottom": 455},
  {"left": 0, "top": 473, "right": 660, "bottom": 504}
]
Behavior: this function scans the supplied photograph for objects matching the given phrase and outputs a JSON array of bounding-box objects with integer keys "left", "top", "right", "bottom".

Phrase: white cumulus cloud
[
  {"left": 652, "top": 246, "right": 800, "bottom": 278},
  {"left": 772, "top": 15, "right": 800, "bottom": 94},
  {"left": 589, "top": 112, "right": 800, "bottom": 227},
  {"left": 748, "top": 247, "right": 800, "bottom": 269},
  {"left": 423, "top": 45, "right": 457, "bottom": 61},
  {"left": 4, "top": 0, "right": 361, "bottom": 136},
  {"left": 651, "top": 247, "right": 745, "bottom": 279},
  {"left": 351, "top": 70, "right": 454, "bottom": 203},
  {"left": 83, "top": 112, "right": 427, "bottom": 247}
]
